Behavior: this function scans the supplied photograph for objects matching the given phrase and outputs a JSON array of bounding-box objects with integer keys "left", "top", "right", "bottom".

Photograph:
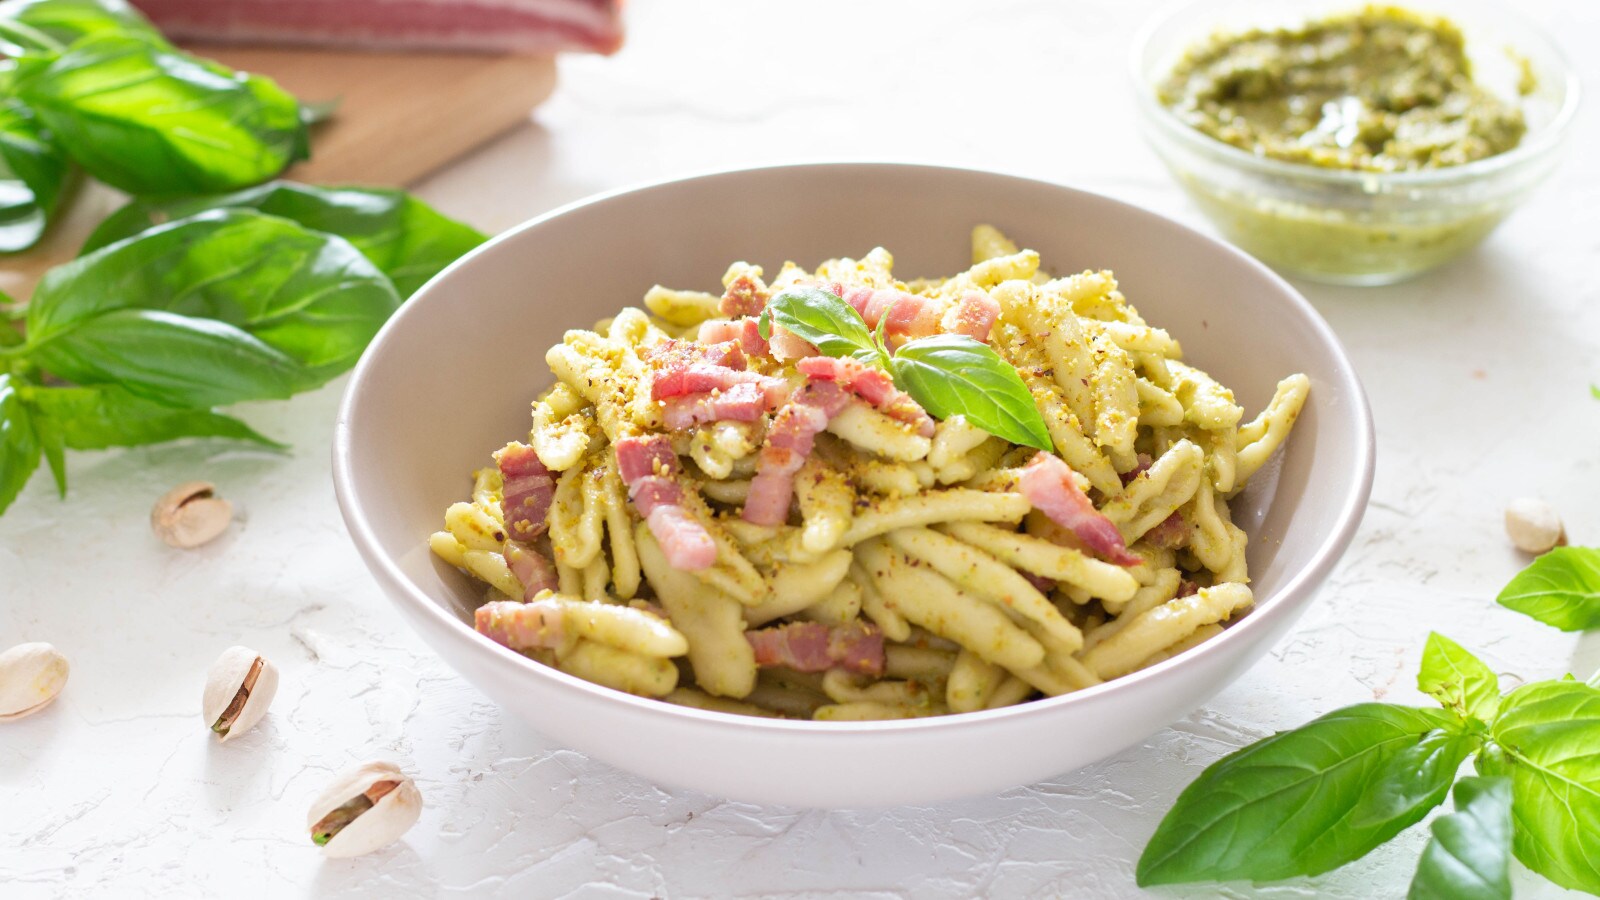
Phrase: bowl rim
[
  {"left": 1128, "top": 0, "right": 1583, "bottom": 188},
  {"left": 332, "top": 160, "right": 1377, "bottom": 736}
]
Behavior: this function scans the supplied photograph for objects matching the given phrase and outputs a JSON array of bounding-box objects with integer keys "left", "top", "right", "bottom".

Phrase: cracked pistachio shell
[
  {"left": 308, "top": 761, "right": 423, "bottom": 858},
  {"left": 151, "top": 481, "right": 233, "bottom": 549},
  {"left": 202, "top": 646, "right": 278, "bottom": 741},
  {"left": 0, "top": 642, "right": 69, "bottom": 721}
]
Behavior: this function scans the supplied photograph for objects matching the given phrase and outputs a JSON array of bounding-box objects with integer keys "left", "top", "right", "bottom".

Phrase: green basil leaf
[
  {"left": 1349, "top": 726, "right": 1477, "bottom": 828},
  {"left": 30, "top": 308, "right": 311, "bottom": 407},
  {"left": 30, "top": 209, "right": 399, "bottom": 381},
  {"left": 14, "top": 32, "right": 306, "bottom": 195},
  {"left": 1477, "top": 679, "right": 1600, "bottom": 893},
  {"left": 1496, "top": 546, "right": 1600, "bottom": 631},
  {"left": 0, "top": 371, "right": 42, "bottom": 514},
  {"left": 889, "top": 335, "right": 1052, "bottom": 450},
  {"left": 1136, "top": 703, "right": 1460, "bottom": 886},
  {"left": 1407, "top": 776, "right": 1512, "bottom": 900},
  {"left": 0, "top": 97, "right": 70, "bottom": 253},
  {"left": 1418, "top": 632, "right": 1501, "bottom": 721},
  {"left": 26, "top": 382, "right": 281, "bottom": 449},
  {"left": 0, "top": 0, "right": 161, "bottom": 47},
  {"left": 82, "top": 181, "right": 487, "bottom": 297},
  {"left": 759, "top": 287, "right": 876, "bottom": 357}
]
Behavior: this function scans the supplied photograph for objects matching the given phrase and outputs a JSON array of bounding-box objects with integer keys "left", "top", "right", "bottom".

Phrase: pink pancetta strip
[
  {"left": 496, "top": 442, "right": 554, "bottom": 542},
  {"left": 1018, "top": 452, "right": 1139, "bottom": 566},
  {"left": 613, "top": 435, "right": 717, "bottom": 570},
  {"left": 795, "top": 356, "right": 935, "bottom": 438},
  {"left": 841, "top": 286, "right": 944, "bottom": 342},
  {"left": 644, "top": 338, "right": 746, "bottom": 373},
  {"left": 475, "top": 599, "right": 566, "bottom": 651},
  {"left": 1145, "top": 511, "right": 1190, "bottom": 550},
  {"left": 718, "top": 275, "right": 769, "bottom": 317},
  {"left": 660, "top": 382, "right": 769, "bottom": 430},
  {"left": 503, "top": 541, "right": 559, "bottom": 599},
  {"left": 942, "top": 290, "right": 1000, "bottom": 343},
  {"left": 697, "top": 318, "right": 771, "bottom": 358},
  {"left": 745, "top": 621, "right": 886, "bottom": 676},
  {"left": 651, "top": 363, "right": 785, "bottom": 403},
  {"left": 742, "top": 382, "right": 851, "bottom": 525},
  {"left": 129, "top": 0, "right": 624, "bottom": 55}
]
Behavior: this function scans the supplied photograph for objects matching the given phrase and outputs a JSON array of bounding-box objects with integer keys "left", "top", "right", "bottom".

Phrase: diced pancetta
[
  {"left": 942, "top": 290, "right": 1000, "bottom": 342},
  {"left": 1145, "top": 511, "right": 1191, "bottom": 549},
  {"left": 697, "top": 317, "right": 771, "bottom": 358},
  {"left": 795, "top": 355, "right": 935, "bottom": 438},
  {"left": 718, "top": 274, "right": 769, "bottom": 317},
  {"left": 476, "top": 599, "right": 566, "bottom": 651},
  {"left": 651, "top": 363, "right": 786, "bottom": 404},
  {"left": 613, "top": 435, "right": 717, "bottom": 570},
  {"left": 660, "top": 382, "right": 769, "bottom": 430},
  {"left": 1018, "top": 452, "right": 1139, "bottom": 566},
  {"left": 841, "top": 286, "right": 945, "bottom": 342},
  {"left": 644, "top": 338, "right": 746, "bottom": 372},
  {"left": 742, "top": 382, "right": 850, "bottom": 525},
  {"left": 503, "top": 541, "right": 559, "bottom": 599},
  {"left": 745, "top": 621, "right": 885, "bottom": 676},
  {"left": 496, "top": 442, "right": 554, "bottom": 541}
]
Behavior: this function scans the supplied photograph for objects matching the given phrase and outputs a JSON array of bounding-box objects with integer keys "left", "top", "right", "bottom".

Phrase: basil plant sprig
[
  {"left": 0, "top": 200, "right": 485, "bottom": 515},
  {"left": 1496, "top": 545, "right": 1600, "bottom": 631},
  {"left": 0, "top": 0, "right": 311, "bottom": 252},
  {"left": 1138, "top": 632, "right": 1600, "bottom": 897},
  {"left": 757, "top": 287, "right": 1052, "bottom": 450}
]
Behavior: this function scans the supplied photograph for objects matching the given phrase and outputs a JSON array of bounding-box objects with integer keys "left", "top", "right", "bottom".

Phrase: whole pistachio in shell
[
  {"left": 0, "top": 642, "right": 69, "bottom": 721},
  {"left": 307, "top": 761, "right": 423, "bottom": 858},
  {"left": 151, "top": 481, "right": 233, "bottom": 549},
  {"left": 202, "top": 646, "right": 278, "bottom": 740}
]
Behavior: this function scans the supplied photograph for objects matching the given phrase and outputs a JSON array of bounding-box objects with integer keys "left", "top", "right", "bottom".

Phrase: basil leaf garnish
[
  {"left": 758, "top": 287, "right": 876, "bottom": 357},
  {"left": 1407, "top": 776, "right": 1512, "bottom": 900},
  {"left": 1418, "top": 632, "right": 1501, "bottom": 721},
  {"left": 1496, "top": 546, "right": 1600, "bottom": 631},
  {"left": 889, "top": 335, "right": 1052, "bottom": 450},
  {"left": 1477, "top": 679, "right": 1600, "bottom": 894},
  {"left": 1136, "top": 704, "right": 1463, "bottom": 886}
]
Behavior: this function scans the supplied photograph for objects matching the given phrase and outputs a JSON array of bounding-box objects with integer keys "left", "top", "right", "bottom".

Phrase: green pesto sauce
[{"left": 1160, "top": 5, "right": 1526, "bottom": 172}]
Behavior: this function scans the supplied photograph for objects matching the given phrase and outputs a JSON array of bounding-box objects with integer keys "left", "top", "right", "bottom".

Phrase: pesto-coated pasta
[{"left": 433, "top": 226, "right": 1308, "bottom": 719}]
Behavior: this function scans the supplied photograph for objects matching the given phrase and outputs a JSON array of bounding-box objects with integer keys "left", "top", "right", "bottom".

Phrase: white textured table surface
[{"left": 5, "top": 2, "right": 1599, "bottom": 897}]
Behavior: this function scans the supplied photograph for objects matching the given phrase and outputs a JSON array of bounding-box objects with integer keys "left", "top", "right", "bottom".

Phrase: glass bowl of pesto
[{"left": 1132, "top": 0, "right": 1580, "bottom": 285}]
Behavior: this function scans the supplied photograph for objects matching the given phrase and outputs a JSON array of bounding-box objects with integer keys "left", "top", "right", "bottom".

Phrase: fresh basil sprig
[
  {"left": 757, "top": 287, "right": 1051, "bottom": 450},
  {"left": 1496, "top": 546, "right": 1600, "bottom": 630},
  {"left": 82, "top": 181, "right": 488, "bottom": 298},
  {"left": 1138, "top": 632, "right": 1600, "bottom": 896},
  {"left": 11, "top": 31, "right": 307, "bottom": 195},
  {"left": 1408, "top": 776, "right": 1512, "bottom": 900},
  {"left": 0, "top": 97, "right": 69, "bottom": 252}
]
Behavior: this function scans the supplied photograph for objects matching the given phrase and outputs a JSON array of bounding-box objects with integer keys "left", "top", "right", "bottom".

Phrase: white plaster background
[{"left": 4, "top": 1, "right": 1599, "bottom": 897}]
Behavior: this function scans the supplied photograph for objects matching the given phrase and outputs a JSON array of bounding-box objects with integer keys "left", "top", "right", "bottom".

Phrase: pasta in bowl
[
  {"left": 429, "top": 227, "right": 1311, "bottom": 721},
  {"left": 333, "top": 163, "right": 1372, "bottom": 806}
]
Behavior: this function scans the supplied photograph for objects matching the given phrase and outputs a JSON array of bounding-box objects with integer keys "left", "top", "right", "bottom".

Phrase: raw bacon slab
[{"left": 129, "top": 0, "right": 624, "bottom": 55}]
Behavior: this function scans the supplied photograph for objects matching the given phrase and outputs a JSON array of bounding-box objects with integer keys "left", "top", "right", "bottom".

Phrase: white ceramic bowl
[{"left": 332, "top": 163, "right": 1374, "bottom": 808}]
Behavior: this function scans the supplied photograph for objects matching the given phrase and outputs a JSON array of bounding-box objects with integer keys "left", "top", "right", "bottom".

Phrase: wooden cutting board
[{"left": 0, "top": 47, "right": 556, "bottom": 297}]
